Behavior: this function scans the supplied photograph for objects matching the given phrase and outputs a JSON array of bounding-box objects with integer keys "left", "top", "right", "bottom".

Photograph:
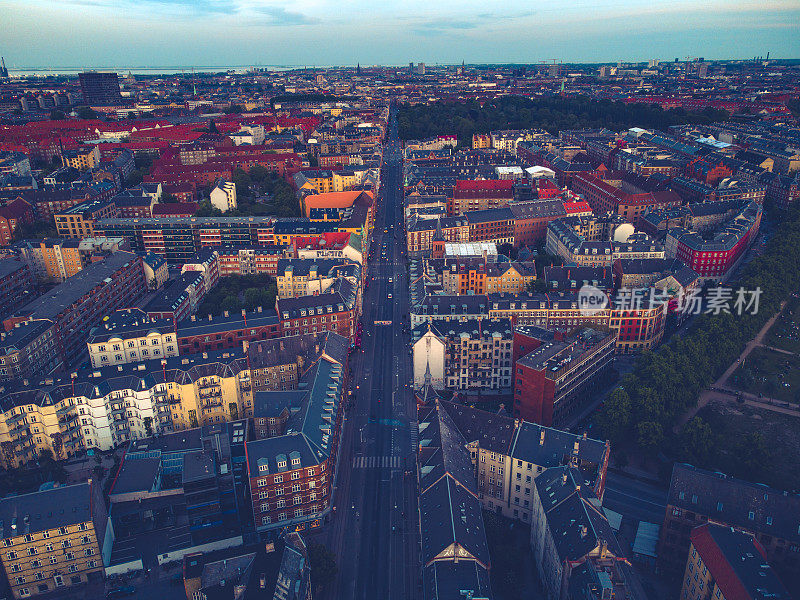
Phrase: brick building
[{"left": 512, "top": 326, "right": 616, "bottom": 426}]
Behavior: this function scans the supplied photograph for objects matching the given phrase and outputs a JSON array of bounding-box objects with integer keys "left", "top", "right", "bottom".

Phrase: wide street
[{"left": 325, "top": 106, "right": 420, "bottom": 599}]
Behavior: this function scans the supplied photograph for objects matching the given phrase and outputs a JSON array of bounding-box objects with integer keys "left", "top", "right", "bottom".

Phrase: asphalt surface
[
  {"left": 603, "top": 471, "right": 667, "bottom": 526},
  {"left": 327, "top": 106, "right": 420, "bottom": 600}
]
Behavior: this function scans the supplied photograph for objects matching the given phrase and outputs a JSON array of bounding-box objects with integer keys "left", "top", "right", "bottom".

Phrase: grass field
[
  {"left": 765, "top": 296, "right": 800, "bottom": 353},
  {"left": 729, "top": 346, "right": 800, "bottom": 403},
  {"left": 698, "top": 400, "right": 800, "bottom": 491}
]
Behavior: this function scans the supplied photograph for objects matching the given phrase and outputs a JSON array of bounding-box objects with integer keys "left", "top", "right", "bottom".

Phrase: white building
[
  {"left": 230, "top": 123, "right": 265, "bottom": 146},
  {"left": 210, "top": 178, "right": 237, "bottom": 212},
  {"left": 412, "top": 327, "right": 445, "bottom": 389}
]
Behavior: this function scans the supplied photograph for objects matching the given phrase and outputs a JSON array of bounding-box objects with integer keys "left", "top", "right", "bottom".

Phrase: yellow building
[
  {"left": 472, "top": 133, "right": 491, "bottom": 149},
  {"left": 0, "top": 392, "right": 81, "bottom": 468},
  {"left": 0, "top": 481, "right": 109, "bottom": 599},
  {"left": 0, "top": 334, "right": 340, "bottom": 469},
  {"left": 60, "top": 146, "right": 100, "bottom": 170},
  {"left": 484, "top": 263, "right": 537, "bottom": 294}
]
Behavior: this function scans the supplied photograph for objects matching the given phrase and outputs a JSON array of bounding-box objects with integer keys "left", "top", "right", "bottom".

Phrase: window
[{"left": 748, "top": 511, "right": 755, "bottom": 520}]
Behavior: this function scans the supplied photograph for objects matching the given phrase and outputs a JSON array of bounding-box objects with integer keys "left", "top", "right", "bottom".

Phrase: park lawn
[
  {"left": 765, "top": 296, "right": 800, "bottom": 353},
  {"left": 698, "top": 400, "right": 800, "bottom": 491},
  {"left": 729, "top": 346, "right": 800, "bottom": 404}
]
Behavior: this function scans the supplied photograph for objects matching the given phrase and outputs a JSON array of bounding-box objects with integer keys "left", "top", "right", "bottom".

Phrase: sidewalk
[{"left": 676, "top": 301, "right": 800, "bottom": 430}]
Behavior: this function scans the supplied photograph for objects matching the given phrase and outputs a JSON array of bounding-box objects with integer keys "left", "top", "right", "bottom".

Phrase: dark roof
[
  {"left": 0, "top": 482, "right": 96, "bottom": 537},
  {"left": 110, "top": 457, "right": 160, "bottom": 495},
  {"left": 691, "top": 524, "right": 790, "bottom": 600},
  {"left": 419, "top": 475, "right": 490, "bottom": 567},
  {"left": 534, "top": 466, "right": 622, "bottom": 563},
  {"left": 510, "top": 421, "right": 607, "bottom": 472},
  {"left": 667, "top": 463, "right": 800, "bottom": 545},
  {"left": 423, "top": 561, "right": 492, "bottom": 600},
  {"left": 177, "top": 309, "right": 279, "bottom": 338},
  {"left": 0, "top": 319, "right": 53, "bottom": 354},
  {"left": 437, "top": 400, "right": 515, "bottom": 455},
  {"left": 11, "top": 251, "right": 139, "bottom": 322}
]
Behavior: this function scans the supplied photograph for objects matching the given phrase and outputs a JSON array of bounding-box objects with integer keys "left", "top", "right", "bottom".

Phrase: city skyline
[{"left": 4, "top": 0, "right": 800, "bottom": 69}]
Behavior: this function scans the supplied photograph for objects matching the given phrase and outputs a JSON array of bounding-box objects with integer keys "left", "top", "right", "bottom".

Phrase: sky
[{"left": 3, "top": 0, "right": 800, "bottom": 69}]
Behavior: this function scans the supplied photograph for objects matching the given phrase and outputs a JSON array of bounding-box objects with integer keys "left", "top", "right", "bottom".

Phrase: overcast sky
[{"left": 4, "top": 0, "right": 799, "bottom": 68}]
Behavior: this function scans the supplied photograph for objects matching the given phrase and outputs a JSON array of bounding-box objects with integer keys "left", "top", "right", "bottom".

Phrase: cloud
[{"left": 249, "top": 5, "right": 317, "bottom": 25}]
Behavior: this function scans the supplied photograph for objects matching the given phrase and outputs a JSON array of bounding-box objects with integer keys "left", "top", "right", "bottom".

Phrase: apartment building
[
  {"left": 0, "top": 258, "right": 34, "bottom": 321},
  {"left": 17, "top": 237, "right": 128, "bottom": 284},
  {"left": 210, "top": 178, "right": 237, "bottom": 212},
  {"left": 60, "top": 146, "right": 100, "bottom": 170},
  {"left": 482, "top": 292, "right": 666, "bottom": 353},
  {"left": 434, "top": 257, "right": 536, "bottom": 295},
  {"left": 3, "top": 252, "right": 147, "bottom": 368},
  {"left": 0, "top": 481, "right": 110, "bottom": 599},
  {"left": 0, "top": 320, "right": 59, "bottom": 382},
  {"left": 530, "top": 466, "right": 633, "bottom": 600},
  {"left": 659, "top": 463, "right": 800, "bottom": 585},
  {"left": 87, "top": 308, "right": 178, "bottom": 368},
  {"left": 54, "top": 198, "right": 117, "bottom": 239},
  {"left": 680, "top": 524, "right": 789, "bottom": 600},
  {"left": 512, "top": 326, "right": 616, "bottom": 427},
  {"left": 0, "top": 199, "right": 34, "bottom": 246},
  {"left": 245, "top": 332, "right": 349, "bottom": 533},
  {"left": 508, "top": 199, "right": 567, "bottom": 247},
  {"left": 426, "top": 401, "right": 610, "bottom": 525},
  {"left": 412, "top": 319, "right": 514, "bottom": 391},
  {"left": 276, "top": 258, "right": 360, "bottom": 299},
  {"left": 277, "top": 277, "right": 359, "bottom": 341},
  {"left": 665, "top": 201, "right": 762, "bottom": 281},
  {"left": 449, "top": 179, "right": 514, "bottom": 215},
  {"left": 176, "top": 308, "right": 281, "bottom": 355}
]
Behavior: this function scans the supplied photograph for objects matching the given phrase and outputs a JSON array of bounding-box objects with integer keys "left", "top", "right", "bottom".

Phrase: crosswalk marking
[{"left": 352, "top": 456, "right": 402, "bottom": 469}]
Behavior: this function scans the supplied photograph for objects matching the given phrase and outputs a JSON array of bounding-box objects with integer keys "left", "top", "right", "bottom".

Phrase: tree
[
  {"left": 125, "top": 170, "right": 144, "bottom": 187},
  {"left": 76, "top": 106, "right": 97, "bottom": 120},
  {"left": 596, "top": 388, "right": 632, "bottom": 445},
  {"left": 680, "top": 417, "right": 715, "bottom": 464},
  {"left": 307, "top": 542, "right": 338, "bottom": 593},
  {"left": 49, "top": 109, "right": 66, "bottom": 120},
  {"left": 636, "top": 421, "right": 664, "bottom": 455},
  {"left": 195, "top": 201, "right": 223, "bottom": 217}
]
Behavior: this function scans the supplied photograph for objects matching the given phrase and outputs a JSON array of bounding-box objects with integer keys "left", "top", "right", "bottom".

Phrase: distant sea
[{"left": 8, "top": 65, "right": 299, "bottom": 77}]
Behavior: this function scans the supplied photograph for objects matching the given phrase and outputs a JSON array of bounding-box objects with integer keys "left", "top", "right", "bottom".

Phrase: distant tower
[
  {"left": 357, "top": 62, "right": 361, "bottom": 75},
  {"left": 0, "top": 57, "right": 10, "bottom": 79}
]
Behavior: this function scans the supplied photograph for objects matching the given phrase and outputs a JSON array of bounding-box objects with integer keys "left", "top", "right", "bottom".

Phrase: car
[{"left": 107, "top": 586, "right": 137, "bottom": 599}]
